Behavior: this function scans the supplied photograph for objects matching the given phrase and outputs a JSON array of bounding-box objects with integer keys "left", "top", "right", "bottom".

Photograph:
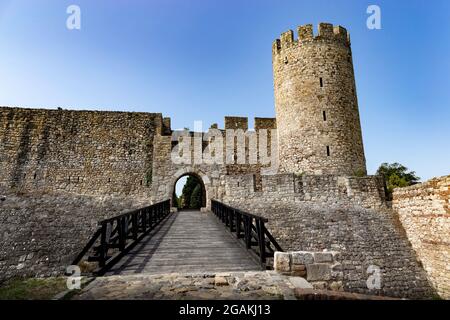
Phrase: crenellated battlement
[
  {"left": 254, "top": 117, "right": 277, "bottom": 130},
  {"left": 224, "top": 116, "right": 248, "bottom": 130},
  {"left": 272, "top": 22, "right": 350, "bottom": 55}
]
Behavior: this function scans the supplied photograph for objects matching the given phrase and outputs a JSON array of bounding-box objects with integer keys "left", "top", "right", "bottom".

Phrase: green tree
[
  {"left": 190, "top": 184, "right": 202, "bottom": 209},
  {"left": 173, "top": 194, "right": 182, "bottom": 209},
  {"left": 181, "top": 176, "right": 200, "bottom": 209},
  {"left": 376, "top": 162, "right": 420, "bottom": 199}
]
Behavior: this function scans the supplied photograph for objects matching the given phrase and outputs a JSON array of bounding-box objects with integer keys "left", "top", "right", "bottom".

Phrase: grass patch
[
  {"left": 0, "top": 277, "right": 67, "bottom": 300},
  {"left": 431, "top": 293, "right": 443, "bottom": 300},
  {"left": 353, "top": 169, "right": 366, "bottom": 177}
]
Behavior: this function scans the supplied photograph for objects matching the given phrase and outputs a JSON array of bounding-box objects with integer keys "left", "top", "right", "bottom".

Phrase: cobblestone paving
[{"left": 72, "top": 271, "right": 310, "bottom": 300}]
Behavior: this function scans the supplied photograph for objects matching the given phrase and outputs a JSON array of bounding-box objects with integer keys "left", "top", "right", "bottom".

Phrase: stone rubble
[{"left": 71, "top": 271, "right": 394, "bottom": 300}]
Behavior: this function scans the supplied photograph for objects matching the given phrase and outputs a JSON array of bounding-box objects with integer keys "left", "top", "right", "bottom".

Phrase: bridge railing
[
  {"left": 72, "top": 199, "right": 170, "bottom": 275},
  {"left": 211, "top": 200, "right": 283, "bottom": 266}
]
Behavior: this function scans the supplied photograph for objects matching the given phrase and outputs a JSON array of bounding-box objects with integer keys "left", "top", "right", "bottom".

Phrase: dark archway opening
[{"left": 172, "top": 173, "right": 206, "bottom": 210}]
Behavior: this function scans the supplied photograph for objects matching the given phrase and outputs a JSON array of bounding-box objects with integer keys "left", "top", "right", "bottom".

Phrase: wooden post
[
  {"left": 99, "top": 223, "right": 108, "bottom": 267},
  {"left": 244, "top": 217, "right": 251, "bottom": 249},
  {"left": 132, "top": 212, "right": 138, "bottom": 240},
  {"left": 229, "top": 209, "right": 234, "bottom": 232},
  {"left": 256, "top": 219, "right": 266, "bottom": 264},
  {"left": 118, "top": 217, "right": 126, "bottom": 251},
  {"left": 236, "top": 211, "right": 241, "bottom": 238},
  {"left": 156, "top": 204, "right": 162, "bottom": 222},
  {"left": 141, "top": 209, "right": 147, "bottom": 233},
  {"left": 148, "top": 207, "right": 153, "bottom": 229}
]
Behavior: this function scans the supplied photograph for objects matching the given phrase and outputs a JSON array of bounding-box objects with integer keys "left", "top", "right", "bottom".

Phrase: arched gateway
[
  {"left": 172, "top": 172, "right": 207, "bottom": 209},
  {"left": 169, "top": 168, "right": 211, "bottom": 210}
]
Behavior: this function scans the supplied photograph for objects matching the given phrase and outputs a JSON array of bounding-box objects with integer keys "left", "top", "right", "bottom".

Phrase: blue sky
[{"left": 0, "top": 0, "right": 449, "bottom": 181}]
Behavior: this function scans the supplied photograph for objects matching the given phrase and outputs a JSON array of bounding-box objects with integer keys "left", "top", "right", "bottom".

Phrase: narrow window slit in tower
[
  {"left": 326, "top": 146, "right": 330, "bottom": 156},
  {"left": 320, "top": 77, "right": 323, "bottom": 87},
  {"left": 323, "top": 111, "right": 327, "bottom": 121},
  {"left": 33, "top": 173, "right": 37, "bottom": 180}
]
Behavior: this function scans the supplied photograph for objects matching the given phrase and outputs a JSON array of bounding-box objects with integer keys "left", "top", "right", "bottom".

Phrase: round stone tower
[{"left": 272, "top": 23, "right": 367, "bottom": 175}]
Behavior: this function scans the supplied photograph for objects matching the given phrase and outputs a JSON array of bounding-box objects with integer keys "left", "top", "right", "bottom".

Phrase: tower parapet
[
  {"left": 272, "top": 23, "right": 350, "bottom": 55},
  {"left": 272, "top": 23, "right": 366, "bottom": 175}
]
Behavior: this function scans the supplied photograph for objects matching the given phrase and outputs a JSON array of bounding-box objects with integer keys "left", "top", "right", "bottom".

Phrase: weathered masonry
[
  {"left": 0, "top": 23, "right": 445, "bottom": 299},
  {"left": 0, "top": 108, "right": 164, "bottom": 198},
  {"left": 272, "top": 23, "right": 366, "bottom": 176},
  {"left": 0, "top": 23, "right": 384, "bottom": 209},
  {"left": 0, "top": 107, "right": 386, "bottom": 209},
  {"left": 393, "top": 175, "right": 450, "bottom": 299}
]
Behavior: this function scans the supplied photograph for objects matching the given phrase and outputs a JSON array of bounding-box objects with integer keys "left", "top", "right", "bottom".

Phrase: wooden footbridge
[{"left": 72, "top": 200, "right": 283, "bottom": 276}]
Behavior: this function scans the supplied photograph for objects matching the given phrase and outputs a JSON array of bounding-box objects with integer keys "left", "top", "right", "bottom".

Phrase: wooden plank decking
[{"left": 106, "top": 210, "right": 262, "bottom": 275}]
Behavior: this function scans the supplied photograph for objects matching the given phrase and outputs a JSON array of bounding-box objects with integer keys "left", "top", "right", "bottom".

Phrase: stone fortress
[
  {"left": 0, "top": 23, "right": 448, "bottom": 299},
  {"left": 0, "top": 23, "right": 386, "bottom": 210}
]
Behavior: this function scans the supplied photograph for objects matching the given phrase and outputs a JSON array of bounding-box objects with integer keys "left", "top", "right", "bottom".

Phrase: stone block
[
  {"left": 329, "top": 281, "right": 344, "bottom": 291},
  {"left": 306, "top": 263, "right": 332, "bottom": 281},
  {"left": 311, "top": 281, "right": 328, "bottom": 290},
  {"left": 331, "top": 263, "right": 343, "bottom": 272},
  {"left": 291, "top": 270, "right": 307, "bottom": 277},
  {"left": 330, "top": 251, "right": 342, "bottom": 261},
  {"left": 289, "top": 277, "right": 313, "bottom": 289},
  {"left": 274, "top": 252, "right": 291, "bottom": 272},
  {"left": 291, "top": 264, "right": 307, "bottom": 277},
  {"left": 291, "top": 251, "right": 314, "bottom": 265},
  {"left": 314, "top": 252, "right": 334, "bottom": 263},
  {"left": 291, "top": 264, "right": 306, "bottom": 271},
  {"left": 214, "top": 276, "right": 228, "bottom": 286}
]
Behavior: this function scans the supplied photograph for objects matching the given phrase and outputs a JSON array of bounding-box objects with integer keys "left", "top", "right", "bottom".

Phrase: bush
[
  {"left": 376, "top": 162, "right": 420, "bottom": 199},
  {"left": 353, "top": 168, "right": 366, "bottom": 177}
]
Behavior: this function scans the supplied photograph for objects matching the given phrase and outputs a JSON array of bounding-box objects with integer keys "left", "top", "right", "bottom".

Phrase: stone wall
[
  {"left": 0, "top": 106, "right": 435, "bottom": 300},
  {"left": 0, "top": 107, "right": 378, "bottom": 210},
  {"left": 274, "top": 251, "right": 343, "bottom": 291},
  {"left": 150, "top": 117, "right": 279, "bottom": 207},
  {"left": 0, "top": 107, "right": 164, "bottom": 200},
  {"left": 272, "top": 23, "right": 366, "bottom": 176},
  {"left": 0, "top": 186, "right": 148, "bottom": 281},
  {"left": 222, "top": 173, "right": 386, "bottom": 209},
  {"left": 221, "top": 198, "right": 435, "bottom": 299},
  {"left": 0, "top": 107, "right": 390, "bottom": 285},
  {"left": 393, "top": 175, "right": 450, "bottom": 299},
  {"left": 1, "top": 21, "right": 437, "bottom": 300}
]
